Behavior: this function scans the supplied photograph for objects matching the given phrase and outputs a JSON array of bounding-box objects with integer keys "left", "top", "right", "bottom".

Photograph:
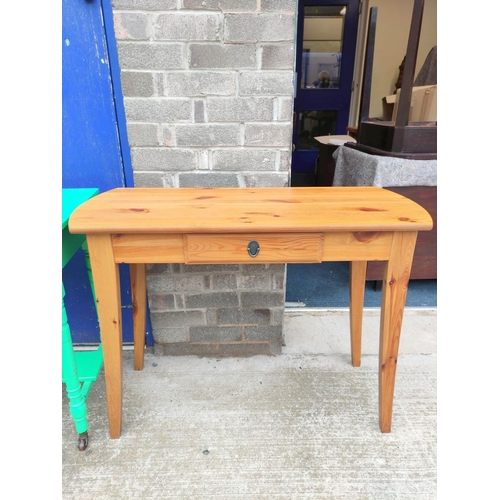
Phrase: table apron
[{"left": 111, "top": 231, "right": 394, "bottom": 264}]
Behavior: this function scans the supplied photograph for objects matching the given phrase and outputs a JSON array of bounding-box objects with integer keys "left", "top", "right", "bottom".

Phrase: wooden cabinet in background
[
  {"left": 367, "top": 185, "right": 437, "bottom": 282},
  {"left": 314, "top": 135, "right": 356, "bottom": 186}
]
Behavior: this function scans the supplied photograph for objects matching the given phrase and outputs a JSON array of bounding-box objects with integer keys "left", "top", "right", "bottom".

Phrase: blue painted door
[
  {"left": 292, "top": 0, "right": 360, "bottom": 174},
  {"left": 62, "top": 0, "right": 152, "bottom": 345}
]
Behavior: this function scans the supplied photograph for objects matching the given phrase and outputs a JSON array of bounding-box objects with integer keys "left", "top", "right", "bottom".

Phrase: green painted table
[{"left": 62, "top": 188, "right": 102, "bottom": 450}]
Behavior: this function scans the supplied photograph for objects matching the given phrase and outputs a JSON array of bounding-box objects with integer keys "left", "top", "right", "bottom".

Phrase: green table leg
[
  {"left": 62, "top": 188, "right": 102, "bottom": 450},
  {"left": 82, "top": 241, "right": 98, "bottom": 313},
  {"left": 62, "top": 283, "right": 89, "bottom": 450}
]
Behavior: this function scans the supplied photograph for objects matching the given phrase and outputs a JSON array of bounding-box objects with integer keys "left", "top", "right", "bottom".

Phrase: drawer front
[{"left": 185, "top": 233, "right": 324, "bottom": 264}]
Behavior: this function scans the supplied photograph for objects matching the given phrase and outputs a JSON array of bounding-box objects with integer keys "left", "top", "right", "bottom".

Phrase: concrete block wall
[{"left": 111, "top": 0, "right": 297, "bottom": 356}]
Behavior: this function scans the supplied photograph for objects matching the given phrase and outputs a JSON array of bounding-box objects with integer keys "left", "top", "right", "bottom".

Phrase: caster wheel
[{"left": 77, "top": 432, "right": 89, "bottom": 451}]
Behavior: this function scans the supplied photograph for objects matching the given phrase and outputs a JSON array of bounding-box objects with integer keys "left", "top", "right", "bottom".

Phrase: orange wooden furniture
[{"left": 69, "top": 187, "right": 432, "bottom": 437}]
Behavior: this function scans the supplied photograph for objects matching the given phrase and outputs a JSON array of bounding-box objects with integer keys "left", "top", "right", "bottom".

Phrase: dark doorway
[{"left": 291, "top": 0, "right": 360, "bottom": 185}]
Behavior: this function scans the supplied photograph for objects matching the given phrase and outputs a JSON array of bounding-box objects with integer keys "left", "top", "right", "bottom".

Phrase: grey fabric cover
[
  {"left": 414, "top": 46, "right": 437, "bottom": 86},
  {"left": 332, "top": 146, "right": 437, "bottom": 187}
]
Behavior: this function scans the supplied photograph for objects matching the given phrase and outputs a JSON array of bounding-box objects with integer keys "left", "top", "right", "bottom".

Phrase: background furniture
[
  {"left": 62, "top": 188, "right": 102, "bottom": 450},
  {"left": 350, "top": 0, "right": 437, "bottom": 158},
  {"left": 333, "top": 146, "right": 436, "bottom": 282},
  {"left": 314, "top": 135, "right": 356, "bottom": 186},
  {"left": 382, "top": 84, "right": 437, "bottom": 122}
]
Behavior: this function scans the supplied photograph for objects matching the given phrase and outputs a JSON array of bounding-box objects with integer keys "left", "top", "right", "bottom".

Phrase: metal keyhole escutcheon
[{"left": 247, "top": 240, "right": 260, "bottom": 258}]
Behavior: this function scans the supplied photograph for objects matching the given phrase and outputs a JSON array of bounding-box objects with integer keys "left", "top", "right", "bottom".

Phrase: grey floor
[{"left": 62, "top": 308, "right": 437, "bottom": 499}]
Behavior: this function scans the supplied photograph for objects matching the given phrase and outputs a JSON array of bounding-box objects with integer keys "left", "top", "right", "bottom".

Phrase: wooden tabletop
[{"left": 69, "top": 187, "right": 433, "bottom": 235}]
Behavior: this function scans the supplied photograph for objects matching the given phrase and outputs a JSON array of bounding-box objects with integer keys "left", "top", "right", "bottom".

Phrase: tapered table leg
[
  {"left": 86, "top": 234, "right": 123, "bottom": 439},
  {"left": 349, "top": 261, "right": 367, "bottom": 367},
  {"left": 130, "top": 264, "right": 147, "bottom": 371},
  {"left": 379, "top": 231, "right": 418, "bottom": 433}
]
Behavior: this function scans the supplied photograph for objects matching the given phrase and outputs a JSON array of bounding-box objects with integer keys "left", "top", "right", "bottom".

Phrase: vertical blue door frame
[
  {"left": 63, "top": 0, "right": 153, "bottom": 347},
  {"left": 101, "top": 0, "right": 134, "bottom": 189}
]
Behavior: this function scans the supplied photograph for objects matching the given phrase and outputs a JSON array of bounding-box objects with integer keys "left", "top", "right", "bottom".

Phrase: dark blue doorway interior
[
  {"left": 62, "top": 0, "right": 153, "bottom": 345},
  {"left": 292, "top": 0, "right": 360, "bottom": 180}
]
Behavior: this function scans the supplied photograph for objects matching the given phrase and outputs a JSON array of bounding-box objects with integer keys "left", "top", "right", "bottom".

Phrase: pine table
[{"left": 69, "top": 186, "right": 433, "bottom": 438}]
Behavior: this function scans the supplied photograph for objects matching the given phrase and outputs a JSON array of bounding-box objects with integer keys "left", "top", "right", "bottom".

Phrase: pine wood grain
[
  {"left": 69, "top": 187, "right": 433, "bottom": 235},
  {"left": 111, "top": 231, "right": 394, "bottom": 264},
  {"left": 130, "top": 264, "right": 146, "bottom": 371},
  {"left": 379, "top": 231, "right": 418, "bottom": 432},
  {"left": 86, "top": 234, "right": 123, "bottom": 439},
  {"left": 349, "top": 261, "right": 367, "bottom": 367},
  {"left": 70, "top": 187, "right": 432, "bottom": 437},
  {"left": 185, "top": 233, "right": 324, "bottom": 264}
]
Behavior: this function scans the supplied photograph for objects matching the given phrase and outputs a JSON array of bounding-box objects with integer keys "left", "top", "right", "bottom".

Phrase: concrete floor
[{"left": 62, "top": 308, "right": 437, "bottom": 499}]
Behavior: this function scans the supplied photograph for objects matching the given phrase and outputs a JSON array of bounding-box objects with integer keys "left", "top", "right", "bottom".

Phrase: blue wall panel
[{"left": 62, "top": 0, "right": 152, "bottom": 345}]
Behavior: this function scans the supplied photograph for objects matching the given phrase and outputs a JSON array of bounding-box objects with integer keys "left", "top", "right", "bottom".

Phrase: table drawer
[{"left": 185, "top": 233, "right": 324, "bottom": 264}]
